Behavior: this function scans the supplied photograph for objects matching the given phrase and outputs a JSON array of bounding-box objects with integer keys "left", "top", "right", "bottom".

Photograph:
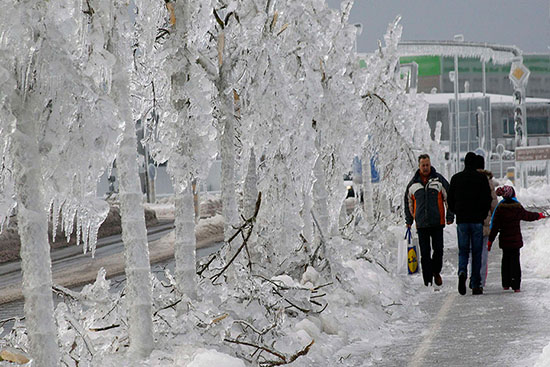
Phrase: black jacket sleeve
[
  {"left": 447, "top": 176, "right": 456, "bottom": 214},
  {"left": 439, "top": 174, "right": 454, "bottom": 223}
]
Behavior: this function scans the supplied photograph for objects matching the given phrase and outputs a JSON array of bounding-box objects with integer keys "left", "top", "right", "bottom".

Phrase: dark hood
[{"left": 464, "top": 152, "right": 477, "bottom": 170}]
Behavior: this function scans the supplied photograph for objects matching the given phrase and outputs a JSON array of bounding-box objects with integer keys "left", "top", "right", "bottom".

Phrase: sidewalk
[{"left": 373, "top": 221, "right": 550, "bottom": 367}]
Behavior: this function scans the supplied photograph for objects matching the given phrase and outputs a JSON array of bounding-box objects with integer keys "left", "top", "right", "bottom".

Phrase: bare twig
[
  {"left": 0, "top": 317, "right": 23, "bottom": 329},
  {"left": 89, "top": 324, "right": 120, "bottom": 332},
  {"left": 211, "top": 192, "right": 261, "bottom": 282},
  {"left": 309, "top": 293, "right": 326, "bottom": 299},
  {"left": 156, "top": 28, "right": 170, "bottom": 42},
  {"left": 224, "top": 338, "right": 286, "bottom": 361},
  {"left": 309, "top": 210, "right": 326, "bottom": 264},
  {"left": 361, "top": 92, "right": 390, "bottom": 112},
  {"left": 252, "top": 274, "right": 290, "bottom": 290},
  {"left": 83, "top": 0, "right": 94, "bottom": 16},
  {"left": 273, "top": 289, "right": 311, "bottom": 314},
  {"left": 213, "top": 8, "right": 225, "bottom": 29},
  {"left": 312, "top": 282, "right": 333, "bottom": 291},
  {"left": 197, "top": 254, "right": 217, "bottom": 277},
  {"left": 53, "top": 284, "right": 81, "bottom": 302},
  {"left": 233, "top": 320, "right": 277, "bottom": 336},
  {"left": 64, "top": 313, "right": 97, "bottom": 357},
  {"left": 382, "top": 301, "right": 402, "bottom": 308},
  {"left": 153, "top": 299, "right": 182, "bottom": 316},
  {"left": 260, "top": 339, "right": 315, "bottom": 366}
]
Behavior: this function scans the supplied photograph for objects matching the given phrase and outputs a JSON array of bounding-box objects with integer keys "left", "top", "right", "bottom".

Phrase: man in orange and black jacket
[{"left": 404, "top": 154, "right": 454, "bottom": 287}]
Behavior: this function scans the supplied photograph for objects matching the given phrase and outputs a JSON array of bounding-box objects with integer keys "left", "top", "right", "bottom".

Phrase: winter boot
[
  {"left": 458, "top": 272, "right": 467, "bottom": 295},
  {"left": 433, "top": 273, "right": 443, "bottom": 286},
  {"left": 472, "top": 287, "right": 483, "bottom": 295}
]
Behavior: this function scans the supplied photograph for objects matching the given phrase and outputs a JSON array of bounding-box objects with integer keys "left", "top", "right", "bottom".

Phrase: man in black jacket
[
  {"left": 404, "top": 154, "right": 454, "bottom": 287},
  {"left": 448, "top": 152, "right": 492, "bottom": 295}
]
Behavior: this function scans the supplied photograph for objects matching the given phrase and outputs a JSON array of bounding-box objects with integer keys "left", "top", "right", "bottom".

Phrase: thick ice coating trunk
[
  {"left": 312, "top": 156, "right": 329, "bottom": 240},
  {"left": 13, "top": 117, "right": 59, "bottom": 366},
  {"left": 174, "top": 182, "right": 197, "bottom": 300},
  {"left": 220, "top": 115, "right": 239, "bottom": 241},
  {"left": 116, "top": 104, "right": 154, "bottom": 357},
  {"left": 111, "top": 1, "right": 153, "bottom": 356},
  {"left": 243, "top": 148, "right": 258, "bottom": 220}
]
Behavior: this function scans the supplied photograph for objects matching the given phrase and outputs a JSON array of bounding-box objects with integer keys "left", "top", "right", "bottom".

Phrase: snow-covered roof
[
  {"left": 421, "top": 92, "right": 550, "bottom": 105},
  {"left": 397, "top": 41, "right": 522, "bottom": 65}
]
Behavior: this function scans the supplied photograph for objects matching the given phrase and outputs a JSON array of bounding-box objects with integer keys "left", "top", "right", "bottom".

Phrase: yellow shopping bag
[{"left": 405, "top": 228, "right": 419, "bottom": 275}]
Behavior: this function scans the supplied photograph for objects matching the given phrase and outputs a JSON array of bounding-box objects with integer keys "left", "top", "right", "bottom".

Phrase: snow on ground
[
  {"left": 3, "top": 185, "right": 550, "bottom": 366},
  {"left": 499, "top": 183, "right": 550, "bottom": 366}
]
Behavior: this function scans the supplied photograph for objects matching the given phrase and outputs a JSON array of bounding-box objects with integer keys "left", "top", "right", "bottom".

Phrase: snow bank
[
  {"left": 186, "top": 349, "right": 245, "bottom": 367},
  {"left": 499, "top": 184, "right": 550, "bottom": 278},
  {"left": 516, "top": 183, "right": 550, "bottom": 208},
  {"left": 523, "top": 223, "right": 550, "bottom": 278},
  {"left": 534, "top": 342, "right": 550, "bottom": 367}
]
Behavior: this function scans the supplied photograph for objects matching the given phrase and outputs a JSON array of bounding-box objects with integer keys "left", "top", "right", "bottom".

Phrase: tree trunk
[
  {"left": 12, "top": 119, "right": 59, "bottom": 366},
  {"left": 117, "top": 109, "right": 154, "bottom": 357},
  {"left": 112, "top": 2, "right": 154, "bottom": 355},
  {"left": 302, "top": 182, "right": 314, "bottom": 245},
  {"left": 312, "top": 156, "right": 329, "bottom": 241},
  {"left": 174, "top": 182, "right": 197, "bottom": 300},
  {"left": 243, "top": 148, "right": 258, "bottom": 219},
  {"left": 220, "top": 115, "right": 239, "bottom": 241}
]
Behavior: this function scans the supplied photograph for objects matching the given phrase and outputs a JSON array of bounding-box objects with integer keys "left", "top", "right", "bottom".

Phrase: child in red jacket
[{"left": 488, "top": 185, "right": 545, "bottom": 292}]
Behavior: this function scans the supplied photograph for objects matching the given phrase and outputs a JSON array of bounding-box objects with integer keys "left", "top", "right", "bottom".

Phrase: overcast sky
[{"left": 326, "top": 0, "right": 550, "bottom": 54}]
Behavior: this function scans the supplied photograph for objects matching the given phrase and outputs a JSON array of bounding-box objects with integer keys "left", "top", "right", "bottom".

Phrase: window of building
[
  {"left": 502, "top": 116, "right": 549, "bottom": 136},
  {"left": 527, "top": 116, "right": 549, "bottom": 135},
  {"left": 503, "top": 118, "right": 514, "bottom": 135}
]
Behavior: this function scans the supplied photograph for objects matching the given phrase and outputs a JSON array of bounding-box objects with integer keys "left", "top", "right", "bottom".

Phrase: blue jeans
[{"left": 457, "top": 223, "right": 483, "bottom": 289}]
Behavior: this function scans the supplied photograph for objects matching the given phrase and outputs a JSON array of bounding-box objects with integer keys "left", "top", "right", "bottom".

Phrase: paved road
[
  {"left": 373, "top": 234, "right": 550, "bottom": 366},
  {"left": 0, "top": 215, "right": 223, "bottom": 303},
  {"left": 0, "top": 222, "right": 223, "bottom": 332},
  {"left": 0, "top": 220, "right": 175, "bottom": 290},
  {"left": 0, "top": 220, "right": 175, "bottom": 301}
]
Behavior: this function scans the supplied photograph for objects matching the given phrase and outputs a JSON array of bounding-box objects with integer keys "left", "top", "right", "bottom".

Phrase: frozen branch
[
  {"left": 89, "top": 324, "right": 120, "bottom": 332},
  {"left": 210, "top": 192, "right": 261, "bottom": 283},
  {"left": 309, "top": 210, "right": 326, "bottom": 264},
  {"left": 53, "top": 284, "right": 83, "bottom": 302},
  {"left": 153, "top": 299, "right": 182, "bottom": 316},
  {"left": 258, "top": 339, "right": 315, "bottom": 367},
  {"left": 233, "top": 320, "right": 277, "bottom": 336},
  {"left": 64, "top": 312, "right": 97, "bottom": 357},
  {"left": 196, "top": 51, "right": 219, "bottom": 79}
]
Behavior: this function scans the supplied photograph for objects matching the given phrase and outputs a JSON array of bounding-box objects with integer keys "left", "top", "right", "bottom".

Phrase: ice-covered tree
[
  {"left": 307, "top": 0, "right": 364, "bottom": 235},
  {"left": 108, "top": 0, "right": 156, "bottom": 357},
  {"left": 209, "top": 0, "right": 316, "bottom": 275},
  {"left": 0, "top": 1, "right": 121, "bottom": 364},
  {"left": 146, "top": 0, "right": 217, "bottom": 300},
  {"left": 240, "top": 0, "right": 364, "bottom": 273},
  {"left": 355, "top": 17, "right": 439, "bottom": 213}
]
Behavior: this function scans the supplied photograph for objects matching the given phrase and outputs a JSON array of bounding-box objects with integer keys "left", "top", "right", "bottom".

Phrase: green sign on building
[
  {"left": 398, "top": 55, "right": 550, "bottom": 76},
  {"left": 399, "top": 55, "right": 441, "bottom": 76}
]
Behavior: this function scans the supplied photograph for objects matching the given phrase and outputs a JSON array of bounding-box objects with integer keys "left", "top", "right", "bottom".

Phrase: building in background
[
  {"left": 423, "top": 92, "right": 550, "bottom": 152},
  {"left": 399, "top": 54, "right": 550, "bottom": 98},
  {"left": 391, "top": 54, "right": 550, "bottom": 154}
]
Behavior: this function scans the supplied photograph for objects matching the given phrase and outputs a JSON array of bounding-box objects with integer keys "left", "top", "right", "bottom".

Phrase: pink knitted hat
[{"left": 496, "top": 185, "right": 515, "bottom": 199}]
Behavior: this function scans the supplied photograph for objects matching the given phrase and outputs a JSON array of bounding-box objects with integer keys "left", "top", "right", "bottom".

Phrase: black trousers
[
  {"left": 417, "top": 227, "right": 444, "bottom": 286},
  {"left": 501, "top": 248, "right": 521, "bottom": 290}
]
